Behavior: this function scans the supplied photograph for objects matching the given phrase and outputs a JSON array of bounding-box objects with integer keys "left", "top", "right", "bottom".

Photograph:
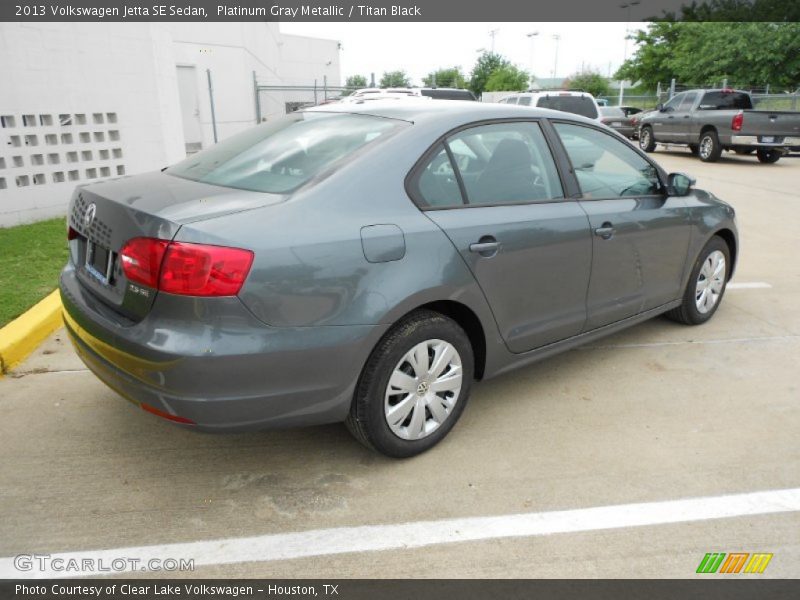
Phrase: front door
[
  {"left": 552, "top": 121, "right": 691, "bottom": 330},
  {"left": 411, "top": 121, "right": 592, "bottom": 353}
]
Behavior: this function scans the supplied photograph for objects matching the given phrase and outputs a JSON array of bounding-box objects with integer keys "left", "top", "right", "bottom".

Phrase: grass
[{"left": 0, "top": 218, "right": 68, "bottom": 327}]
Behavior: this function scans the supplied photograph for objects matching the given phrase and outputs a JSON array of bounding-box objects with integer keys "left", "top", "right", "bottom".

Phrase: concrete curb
[{"left": 0, "top": 290, "right": 63, "bottom": 376}]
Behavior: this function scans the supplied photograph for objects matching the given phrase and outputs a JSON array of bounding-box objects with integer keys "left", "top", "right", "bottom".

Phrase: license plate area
[
  {"left": 760, "top": 136, "right": 777, "bottom": 143},
  {"left": 85, "top": 241, "right": 114, "bottom": 284}
]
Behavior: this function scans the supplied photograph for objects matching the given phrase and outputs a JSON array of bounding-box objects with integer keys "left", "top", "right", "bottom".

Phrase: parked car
[
  {"left": 498, "top": 90, "right": 602, "bottom": 120},
  {"left": 416, "top": 87, "right": 477, "bottom": 101},
  {"left": 629, "top": 109, "right": 655, "bottom": 139},
  {"left": 599, "top": 106, "right": 636, "bottom": 138},
  {"left": 61, "top": 101, "right": 737, "bottom": 457},
  {"left": 638, "top": 88, "right": 800, "bottom": 163},
  {"left": 619, "top": 105, "right": 643, "bottom": 117},
  {"left": 345, "top": 87, "right": 476, "bottom": 102}
]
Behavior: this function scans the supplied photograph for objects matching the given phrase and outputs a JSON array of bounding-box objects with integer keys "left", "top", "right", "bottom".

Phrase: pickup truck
[{"left": 638, "top": 88, "right": 800, "bottom": 163}]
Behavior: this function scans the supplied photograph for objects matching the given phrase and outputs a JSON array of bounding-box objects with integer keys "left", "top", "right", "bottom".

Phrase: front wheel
[
  {"left": 756, "top": 148, "right": 781, "bottom": 163},
  {"left": 346, "top": 310, "right": 474, "bottom": 458},
  {"left": 639, "top": 127, "right": 656, "bottom": 152},
  {"left": 666, "top": 236, "right": 730, "bottom": 325}
]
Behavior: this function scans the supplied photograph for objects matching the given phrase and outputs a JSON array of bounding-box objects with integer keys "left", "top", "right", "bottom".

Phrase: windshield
[
  {"left": 536, "top": 95, "right": 599, "bottom": 119},
  {"left": 167, "top": 112, "right": 405, "bottom": 194}
]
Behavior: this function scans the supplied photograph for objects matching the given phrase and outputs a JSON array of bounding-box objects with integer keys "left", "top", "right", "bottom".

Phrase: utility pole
[
  {"left": 489, "top": 29, "right": 498, "bottom": 53},
  {"left": 619, "top": 1, "right": 641, "bottom": 105},
  {"left": 552, "top": 34, "right": 560, "bottom": 79},
  {"left": 527, "top": 31, "right": 539, "bottom": 89}
]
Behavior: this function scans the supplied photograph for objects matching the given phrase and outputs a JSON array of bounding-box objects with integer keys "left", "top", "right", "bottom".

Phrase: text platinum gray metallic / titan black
[{"left": 60, "top": 100, "right": 738, "bottom": 457}]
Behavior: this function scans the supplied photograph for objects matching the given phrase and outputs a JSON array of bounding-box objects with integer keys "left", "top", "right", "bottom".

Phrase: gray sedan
[{"left": 60, "top": 100, "right": 738, "bottom": 457}]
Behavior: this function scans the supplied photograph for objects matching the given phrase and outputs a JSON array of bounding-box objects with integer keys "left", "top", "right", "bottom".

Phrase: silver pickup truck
[{"left": 638, "top": 88, "right": 800, "bottom": 163}]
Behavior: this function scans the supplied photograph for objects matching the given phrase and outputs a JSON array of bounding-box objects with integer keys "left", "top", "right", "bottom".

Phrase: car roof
[{"left": 303, "top": 98, "right": 600, "bottom": 127}]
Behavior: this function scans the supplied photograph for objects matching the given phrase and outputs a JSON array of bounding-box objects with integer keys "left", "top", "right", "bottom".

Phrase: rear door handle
[
  {"left": 594, "top": 222, "right": 615, "bottom": 240},
  {"left": 469, "top": 236, "right": 499, "bottom": 256}
]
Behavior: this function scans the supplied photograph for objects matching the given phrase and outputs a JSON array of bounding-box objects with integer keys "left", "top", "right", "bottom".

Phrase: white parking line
[
  {"left": 3, "top": 487, "right": 800, "bottom": 579},
  {"left": 728, "top": 282, "right": 772, "bottom": 290}
]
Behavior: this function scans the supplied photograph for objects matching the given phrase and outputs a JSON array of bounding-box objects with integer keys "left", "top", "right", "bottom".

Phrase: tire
[
  {"left": 756, "top": 148, "right": 781, "bottom": 163},
  {"left": 698, "top": 130, "right": 723, "bottom": 162},
  {"left": 734, "top": 147, "right": 755, "bottom": 155},
  {"left": 688, "top": 144, "right": 699, "bottom": 156},
  {"left": 346, "top": 309, "right": 474, "bottom": 458},
  {"left": 639, "top": 127, "right": 656, "bottom": 152},
  {"left": 665, "top": 236, "right": 730, "bottom": 326}
]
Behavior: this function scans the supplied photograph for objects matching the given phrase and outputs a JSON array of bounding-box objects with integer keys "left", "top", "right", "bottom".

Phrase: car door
[
  {"left": 409, "top": 121, "right": 592, "bottom": 353},
  {"left": 673, "top": 91, "right": 699, "bottom": 142},
  {"left": 650, "top": 93, "right": 685, "bottom": 142},
  {"left": 551, "top": 121, "right": 691, "bottom": 330}
]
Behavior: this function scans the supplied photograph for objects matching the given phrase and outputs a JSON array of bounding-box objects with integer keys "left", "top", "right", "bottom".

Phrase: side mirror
[
  {"left": 656, "top": 103, "right": 665, "bottom": 112},
  {"left": 668, "top": 172, "right": 695, "bottom": 196}
]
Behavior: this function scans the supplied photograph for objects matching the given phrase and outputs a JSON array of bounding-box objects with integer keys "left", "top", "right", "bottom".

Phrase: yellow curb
[{"left": 0, "top": 290, "right": 63, "bottom": 376}]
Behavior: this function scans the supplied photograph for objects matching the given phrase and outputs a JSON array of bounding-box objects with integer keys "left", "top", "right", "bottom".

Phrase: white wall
[{"left": 0, "top": 22, "right": 341, "bottom": 227}]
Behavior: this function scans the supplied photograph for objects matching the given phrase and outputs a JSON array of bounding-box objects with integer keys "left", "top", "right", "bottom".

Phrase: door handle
[
  {"left": 594, "top": 222, "right": 615, "bottom": 240},
  {"left": 469, "top": 236, "right": 499, "bottom": 256}
]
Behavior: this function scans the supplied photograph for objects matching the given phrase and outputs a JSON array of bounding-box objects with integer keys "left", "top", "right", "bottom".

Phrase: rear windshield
[
  {"left": 420, "top": 89, "right": 476, "bottom": 101},
  {"left": 167, "top": 112, "right": 405, "bottom": 194},
  {"left": 699, "top": 92, "right": 753, "bottom": 110},
  {"left": 536, "top": 95, "right": 599, "bottom": 119}
]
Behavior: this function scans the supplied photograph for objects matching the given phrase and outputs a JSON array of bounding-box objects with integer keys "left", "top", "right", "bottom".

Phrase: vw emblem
[{"left": 83, "top": 203, "right": 97, "bottom": 228}]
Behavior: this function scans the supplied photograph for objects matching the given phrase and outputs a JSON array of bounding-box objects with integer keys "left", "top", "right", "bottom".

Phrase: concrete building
[{"left": 0, "top": 23, "right": 340, "bottom": 226}]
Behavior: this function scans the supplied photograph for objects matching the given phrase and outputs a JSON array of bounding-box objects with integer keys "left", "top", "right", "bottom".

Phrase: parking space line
[
  {"left": 3, "top": 487, "right": 800, "bottom": 579},
  {"left": 728, "top": 282, "right": 772, "bottom": 290}
]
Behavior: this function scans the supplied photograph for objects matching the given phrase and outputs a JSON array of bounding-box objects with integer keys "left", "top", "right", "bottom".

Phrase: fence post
[
  {"left": 253, "top": 71, "right": 261, "bottom": 124},
  {"left": 324, "top": 75, "right": 328, "bottom": 101},
  {"left": 722, "top": 78, "right": 728, "bottom": 89},
  {"left": 206, "top": 68, "right": 218, "bottom": 144},
  {"left": 313, "top": 79, "right": 318, "bottom": 105},
  {"left": 669, "top": 78, "right": 676, "bottom": 99}
]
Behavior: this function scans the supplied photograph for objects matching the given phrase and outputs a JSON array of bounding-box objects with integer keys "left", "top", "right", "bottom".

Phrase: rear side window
[
  {"left": 517, "top": 96, "right": 532, "bottom": 106},
  {"left": 536, "top": 95, "right": 599, "bottom": 119},
  {"left": 167, "top": 112, "right": 405, "bottom": 194},
  {"left": 699, "top": 91, "right": 753, "bottom": 110},
  {"left": 415, "top": 145, "right": 464, "bottom": 208}
]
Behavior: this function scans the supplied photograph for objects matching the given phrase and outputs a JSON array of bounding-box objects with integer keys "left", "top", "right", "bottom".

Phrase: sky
[{"left": 280, "top": 22, "right": 650, "bottom": 85}]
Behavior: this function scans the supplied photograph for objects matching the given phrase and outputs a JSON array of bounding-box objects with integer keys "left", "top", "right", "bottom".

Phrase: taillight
[
  {"left": 67, "top": 226, "right": 79, "bottom": 241},
  {"left": 120, "top": 237, "right": 168, "bottom": 288},
  {"left": 159, "top": 242, "right": 254, "bottom": 296},
  {"left": 119, "top": 237, "right": 253, "bottom": 297},
  {"left": 731, "top": 111, "right": 744, "bottom": 131}
]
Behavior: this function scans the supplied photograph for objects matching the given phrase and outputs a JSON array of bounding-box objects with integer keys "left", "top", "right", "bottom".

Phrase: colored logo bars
[{"left": 696, "top": 552, "right": 773, "bottom": 574}]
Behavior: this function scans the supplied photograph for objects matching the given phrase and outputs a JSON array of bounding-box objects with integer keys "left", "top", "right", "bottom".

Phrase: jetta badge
[{"left": 83, "top": 203, "right": 97, "bottom": 228}]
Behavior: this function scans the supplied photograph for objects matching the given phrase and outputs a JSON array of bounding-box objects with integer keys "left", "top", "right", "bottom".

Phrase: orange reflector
[{"left": 141, "top": 402, "right": 196, "bottom": 425}]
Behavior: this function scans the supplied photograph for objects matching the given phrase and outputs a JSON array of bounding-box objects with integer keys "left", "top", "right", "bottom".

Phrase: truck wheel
[
  {"left": 639, "top": 127, "right": 656, "bottom": 152},
  {"left": 734, "top": 148, "right": 755, "bottom": 155},
  {"left": 698, "top": 130, "right": 722, "bottom": 162},
  {"left": 756, "top": 148, "right": 781, "bottom": 164},
  {"left": 688, "top": 144, "right": 699, "bottom": 156}
]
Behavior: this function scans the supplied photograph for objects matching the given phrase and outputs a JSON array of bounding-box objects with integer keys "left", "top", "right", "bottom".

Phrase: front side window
[
  {"left": 554, "top": 122, "right": 662, "bottom": 199},
  {"left": 662, "top": 93, "right": 685, "bottom": 111},
  {"left": 167, "top": 112, "right": 405, "bottom": 194}
]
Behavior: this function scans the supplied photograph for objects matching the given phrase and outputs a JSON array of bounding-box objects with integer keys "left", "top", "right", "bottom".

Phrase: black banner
[
  {"left": 3, "top": 580, "right": 800, "bottom": 600},
  {"left": 2, "top": 0, "right": 799, "bottom": 22}
]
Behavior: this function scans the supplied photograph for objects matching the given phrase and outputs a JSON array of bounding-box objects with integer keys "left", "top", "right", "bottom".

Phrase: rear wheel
[
  {"left": 346, "top": 310, "right": 474, "bottom": 458},
  {"left": 698, "top": 130, "right": 722, "bottom": 162},
  {"left": 639, "top": 127, "right": 656, "bottom": 152},
  {"left": 666, "top": 236, "right": 730, "bottom": 325},
  {"left": 756, "top": 148, "right": 782, "bottom": 163}
]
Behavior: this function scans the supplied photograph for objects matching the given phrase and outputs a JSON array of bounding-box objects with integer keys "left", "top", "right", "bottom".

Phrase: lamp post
[
  {"left": 619, "top": 1, "right": 641, "bottom": 105},
  {"left": 489, "top": 29, "right": 499, "bottom": 53},
  {"left": 552, "top": 34, "right": 560, "bottom": 79},
  {"left": 527, "top": 31, "right": 539, "bottom": 89}
]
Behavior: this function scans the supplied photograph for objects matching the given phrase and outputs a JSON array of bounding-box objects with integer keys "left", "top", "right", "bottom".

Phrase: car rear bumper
[
  {"left": 60, "top": 264, "right": 387, "bottom": 432},
  {"left": 730, "top": 135, "right": 800, "bottom": 147}
]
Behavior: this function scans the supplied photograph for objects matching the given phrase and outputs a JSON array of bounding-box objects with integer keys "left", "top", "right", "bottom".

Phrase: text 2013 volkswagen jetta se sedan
[{"left": 61, "top": 100, "right": 737, "bottom": 457}]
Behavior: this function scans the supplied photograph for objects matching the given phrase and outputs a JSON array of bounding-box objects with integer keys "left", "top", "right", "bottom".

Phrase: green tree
[
  {"left": 659, "top": 0, "right": 800, "bottom": 21},
  {"left": 616, "top": 22, "right": 800, "bottom": 91},
  {"left": 563, "top": 70, "right": 610, "bottom": 98},
  {"left": 485, "top": 65, "right": 530, "bottom": 92},
  {"left": 342, "top": 75, "right": 368, "bottom": 96},
  {"left": 468, "top": 52, "right": 511, "bottom": 96},
  {"left": 379, "top": 70, "right": 412, "bottom": 88},
  {"left": 422, "top": 67, "right": 467, "bottom": 88}
]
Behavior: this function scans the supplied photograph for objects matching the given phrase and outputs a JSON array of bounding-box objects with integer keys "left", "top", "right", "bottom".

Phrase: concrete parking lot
[{"left": 1, "top": 149, "right": 798, "bottom": 579}]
